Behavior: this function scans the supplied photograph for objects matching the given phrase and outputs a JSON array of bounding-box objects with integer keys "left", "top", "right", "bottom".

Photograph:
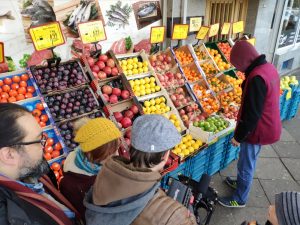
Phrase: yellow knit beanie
[{"left": 74, "top": 118, "right": 121, "bottom": 152}]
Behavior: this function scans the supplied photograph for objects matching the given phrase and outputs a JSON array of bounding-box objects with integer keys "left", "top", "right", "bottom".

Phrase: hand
[{"left": 231, "top": 138, "right": 240, "bottom": 147}]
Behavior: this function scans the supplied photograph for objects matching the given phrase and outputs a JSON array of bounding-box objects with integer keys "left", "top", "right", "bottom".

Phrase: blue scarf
[{"left": 74, "top": 148, "right": 101, "bottom": 175}]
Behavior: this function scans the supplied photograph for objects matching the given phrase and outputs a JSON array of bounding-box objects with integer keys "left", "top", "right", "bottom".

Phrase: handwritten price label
[
  {"left": 189, "top": 17, "right": 202, "bottom": 32},
  {"left": 78, "top": 20, "right": 106, "bottom": 44},
  {"left": 232, "top": 21, "right": 244, "bottom": 34},
  {"left": 196, "top": 26, "right": 210, "bottom": 39},
  {"left": 247, "top": 38, "right": 256, "bottom": 46},
  {"left": 172, "top": 24, "right": 189, "bottom": 40},
  {"left": 208, "top": 23, "right": 219, "bottom": 37},
  {"left": 150, "top": 26, "right": 165, "bottom": 44},
  {"left": 221, "top": 23, "right": 231, "bottom": 35},
  {"left": 29, "top": 22, "right": 65, "bottom": 51},
  {"left": 0, "top": 42, "right": 4, "bottom": 63}
]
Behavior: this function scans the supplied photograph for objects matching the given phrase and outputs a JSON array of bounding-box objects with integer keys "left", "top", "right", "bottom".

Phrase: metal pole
[
  {"left": 181, "top": 0, "right": 188, "bottom": 46},
  {"left": 162, "top": 0, "right": 168, "bottom": 50}
]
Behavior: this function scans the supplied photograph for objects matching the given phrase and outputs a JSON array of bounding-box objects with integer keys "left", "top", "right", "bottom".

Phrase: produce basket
[
  {"left": 48, "top": 155, "right": 65, "bottom": 185},
  {"left": 149, "top": 47, "right": 177, "bottom": 73},
  {"left": 172, "top": 45, "right": 195, "bottom": 66},
  {"left": 181, "top": 61, "right": 205, "bottom": 84},
  {"left": 207, "top": 74, "right": 233, "bottom": 94},
  {"left": 198, "top": 59, "right": 220, "bottom": 78},
  {"left": 205, "top": 42, "right": 233, "bottom": 71},
  {"left": 192, "top": 43, "right": 211, "bottom": 62},
  {"left": 156, "top": 64, "right": 187, "bottom": 90}
]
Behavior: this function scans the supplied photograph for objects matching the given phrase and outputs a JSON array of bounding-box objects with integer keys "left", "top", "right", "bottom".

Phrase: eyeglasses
[{"left": 7, "top": 133, "right": 47, "bottom": 148}]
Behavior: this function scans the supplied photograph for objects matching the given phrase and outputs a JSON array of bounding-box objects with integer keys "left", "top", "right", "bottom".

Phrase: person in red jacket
[
  {"left": 218, "top": 41, "right": 282, "bottom": 208},
  {"left": 0, "top": 103, "right": 82, "bottom": 225}
]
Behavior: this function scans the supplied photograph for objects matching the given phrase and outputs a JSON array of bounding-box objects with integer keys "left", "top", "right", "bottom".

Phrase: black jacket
[{"left": 234, "top": 55, "right": 268, "bottom": 143}]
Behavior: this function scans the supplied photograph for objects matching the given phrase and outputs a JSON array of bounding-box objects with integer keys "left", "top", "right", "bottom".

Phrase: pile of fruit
[
  {"left": 220, "top": 105, "right": 239, "bottom": 120},
  {"left": 168, "top": 113, "right": 183, "bottom": 133},
  {"left": 113, "top": 104, "right": 140, "bottom": 129},
  {"left": 45, "top": 87, "right": 98, "bottom": 121},
  {"left": 217, "top": 42, "right": 232, "bottom": 62},
  {"left": 101, "top": 79, "right": 131, "bottom": 104},
  {"left": 193, "top": 116, "right": 229, "bottom": 133},
  {"left": 50, "top": 161, "right": 64, "bottom": 183},
  {"left": 149, "top": 53, "right": 173, "bottom": 72},
  {"left": 32, "top": 62, "right": 87, "bottom": 93},
  {"left": 199, "top": 62, "right": 218, "bottom": 77},
  {"left": 29, "top": 102, "right": 49, "bottom": 128},
  {"left": 0, "top": 74, "right": 35, "bottom": 103},
  {"left": 194, "top": 46, "right": 209, "bottom": 61},
  {"left": 119, "top": 57, "right": 149, "bottom": 76},
  {"left": 141, "top": 96, "right": 171, "bottom": 115},
  {"left": 43, "top": 134, "right": 63, "bottom": 161},
  {"left": 124, "top": 129, "right": 131, "bottom": 147},
  {"left": 206, "top": 48, "right": 231, "bottom": 71},
  {"left": 207, "top": 77, "right": 231, "bottom": 93},
  {"left": 236, "top": 71, "right": 245, "bottom": 80},
  {"left": 172, "top": 134, "right": 203, "bottom": 158},
  {"left": 178, "top": 103, "right": 206, "bottom": 127},
  {"left": 156, "top": 71, "right": 185, "bottom": 88},
  {"left": 183, "top": 66, "right": 203, "bottom": 83},
  {"left": 193, "top": 84, "right": 219, "bottom": 115},
  {"left": 218, "top": 91, "right": 241, "bottom": 108},
  {"left": 175, "top": 50, "right": 193, "bottom": 65},
  {"left": 129, "top": 76, "right": 161, "bottom": 97},
  {"left": 87, "top": 54, "right": 120, "bottom": 80},
  {"left": 169, "top": 87, "right": 193, "bottom": 109}
]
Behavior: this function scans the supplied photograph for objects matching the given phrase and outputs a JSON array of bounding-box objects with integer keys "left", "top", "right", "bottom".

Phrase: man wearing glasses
[{"left": 0, "top": 103, "right": 82, "bottom": 225}]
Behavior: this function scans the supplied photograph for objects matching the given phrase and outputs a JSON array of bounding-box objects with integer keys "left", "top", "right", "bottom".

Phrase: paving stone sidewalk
[{"left": 210, "top": 109, "right": 300, "bottom": 225}]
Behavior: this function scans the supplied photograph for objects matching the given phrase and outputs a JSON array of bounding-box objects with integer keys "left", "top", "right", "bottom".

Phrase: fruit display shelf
[
  {"left": 205, "top": 42, "right": 233, "bottom": 71},
  {"left": 207, "top": 74, "right": 233, "bottom": 95},
  {"left": 172, "top": 45, "right": 196, "bottom": 67},
  {"left": 148, "top": 47, "right": 177, "bottom": 73},
  {"left": 193, "top": 44, "right": 212, "bottom": 62},
  {"left": 43, "top": 127, "right": 66, "bottom": 162},
  {"left": 116, "top": 50, "right": 152, "bottom": 78},
  {"left": 181, "top": 61, "right": 205, "bottom": 84},
  {"left": 156, "top": 65, "right": 187, "bottom": 90},
  {"left": 83, "top": 50, "right": 122, "bottom": 82},
  {"left": 29, "top": 59, "right": 89, "bottom": 95},
  {"left": 0, "top": 70, "right": 37, "bottom": 103},
  {"left": 216, "top": 41, "right": 233, "bottom": 65}
]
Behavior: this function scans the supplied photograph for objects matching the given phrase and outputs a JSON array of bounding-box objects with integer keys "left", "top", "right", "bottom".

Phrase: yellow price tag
[
  {"left": 172, "top": 24, "right": 189, "bottom": 40},
  {"left": 150, "top": 26, "right": 165, "bottom": 44},
  {"left": 208, "top": 23, "right": 220, "bottom": 37},
  {"left": 232, "top": 21, "right": 244, "bottom": 34},
  {"left": 196, "top": 26, "right": 210, "bottom": 40},
  {"left": 247, "top": 38, "right": 256, "bottom": 46},
  {"left": 0, "top": 42, "right": 4, "bottom": 64},
  {"left": 78, "top": 20, "right": 107, "bottom": 44},
  {"left": 29, "top": 22, "right": 65, "bottom": 51},
  {"left": 189, "top": 17, "right": 202, "bottom": 32},
  {"left": 221, "top": 22, "right": 231, "bottom": 35}
]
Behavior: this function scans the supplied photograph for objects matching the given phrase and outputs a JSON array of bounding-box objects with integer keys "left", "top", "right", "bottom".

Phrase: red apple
[
  {"left": 92, "top": 65, "right": 100, "bottom": 73},
  {"left": 170, "top": 94, "right": 177, "bottom": 101},
  {"left": 106, "top": 58, "right": 115, "bottom": 68},
  {"left": 130, "top": 105, "right": 139, "bottom": 114},
  {"left": 125, "top": 129, "right": 131, "bottom": 138},
  {"left": 112, "top": 88, "right": 121, "bottom": 96},
  {"left": 113, "top": 112, "right": 123, "bottom": 122},
  {"left": 121, "top": 117, "right": 132, "bottom": 128},
  {"left": 179, "top": 109, "right": 186, "bottom": 116},
  {"left": 124, "top": 110, "right": 134, "bottom": 119},
  {"left": 97, "top": 71, "right": 107, "bottom": 80},
  {"left": 109, "top": 95, "right": 118, "bottom": 104},
  {"left": 99, "top": 54, "right": 108, "bottom": 62},
  {"left": 103, "top": 66, "right": 112, "bottom": 75},
  {"left": 96, "top": 61, "right": 106, "bottom": 70},
  {"left": 158, "top": 55, "right": 164, "bottom": 62},
  {"left": 121, "top": 90, "right": 130, "bottom": 100},
  {"left": 111, "top": 67, "right": 119, "bottom": 76},
  {"left": 174, "top": 100, "right": 181, "bottom": 108},
  {"left": 87, "top": 57, "right": 95, "bottom": 67},
  {"left": 102, "top": 85, "right": 113, "bottom": 95},
  {"left": 103, "top": 94, "right": 109, "bottom": 102}
]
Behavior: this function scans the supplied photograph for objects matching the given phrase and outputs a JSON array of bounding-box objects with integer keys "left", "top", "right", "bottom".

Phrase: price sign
[
  {"left": 78, "top": 20, "right": 107, "bottom": 44},
  {"left": 208, "top": 23, "right": 219, "bottom": 37},
  {"left": 172, "top": 24, "right": 189, "bottom": 40},
  {"left": 150, "top": 26, "right": 165, "bottom": 44},
  {"left": 196, "top": 26, "right": 210, "bottom": 39},
  {"left": 247, "top": 38, "right": 256, "bottom": 46},
  {"left": 221, "top": 22, "right": 231, "bottom": 35},
  {"left": 29, "top": 22, "right": 65, "bottom": 51},
  {"left": 189, "top": 17, "right": 202, "bottom": 32},
  {"left": 232, "top": 21, "right": 244, "bottom": 34},
  {"left": 0, "top": 42, "right": 4, "bottom": 63}
]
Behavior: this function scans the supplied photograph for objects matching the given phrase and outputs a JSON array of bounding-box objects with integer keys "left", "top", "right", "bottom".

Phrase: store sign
[
  {"left": 172, "top": 24, "right": 189, "bottom": 40},
  {"left": 232, "top": 21, "right": 244, "bottom": 34},
  {"left": 150, "top": 26, "right": 165, "bottom": 44},
  {"left": 247, "top": 38, "right": 256, "bottom": 46},
  {"left": 189, "top": 17, "right": 202, "bottom": 32},
  {"left": 208, "top": 23, "right": 219, "bottom": 37},
  {"left": 29, "top": 22, "right": 65, "bottom": 51},
  {"left": 78, "top": 20, "right": 107, "bottom": 44},
  {"left": 221, "top": 23, "right": 231, "bottom": 35},
  {"left": 196, "top": 26, "right": 210, "bottom": 40},
  {"left": 0, "top": 42, "right": 4, "bottom": 63}
]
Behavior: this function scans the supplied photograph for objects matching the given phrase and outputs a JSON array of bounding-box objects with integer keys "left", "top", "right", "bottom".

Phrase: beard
[{"left": 19, "top": 155, "right": 49, "bottom": 180}]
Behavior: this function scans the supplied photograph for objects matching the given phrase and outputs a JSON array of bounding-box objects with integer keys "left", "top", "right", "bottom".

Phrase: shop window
[{"left": 281, "top": 58, "right": 294, "bottom": 71}]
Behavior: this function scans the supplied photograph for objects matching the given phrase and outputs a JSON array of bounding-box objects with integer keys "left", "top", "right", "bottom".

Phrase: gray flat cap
[{"left": 131, "top": 114, "right": 181, "bottom": 152}]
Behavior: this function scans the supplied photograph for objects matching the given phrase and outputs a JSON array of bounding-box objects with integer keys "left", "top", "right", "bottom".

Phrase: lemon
[
  {"left": 177, "top": 127, "right": 182, "bottom": 132},
  {"left": 150, "top": 77, "right": 156, "bottom": 83},
  {"left": 155, "top": 98, "right": 161, "bottom": 104},
  {"left": 190, "top": 140, "right": 196, "bottom": 145},
  {"left": 143, "top": 61, "right": 148, "bottom": 67},
  {"left": 182, "top": 137, "right": 188, "bottom": 143},
  {"left": 134, "top": 80, "right": 140, "bottom": 85},
  {"left": 178, "top": 153, "right": 184, "bottom": 158},
  {"left": 196, "top": 140, "right": 203, "bottom": 146},
  {"left": 127, "top": 58, "right": 133, "bottom": 64},
  {"left": 127, "top": 64, "right": 133, "bottom": 70},
  {"left": 151, "top": 88, "right": 156, "bottom": 93},
  {"left": 179, "top": 144, "right": 187, "bottom": 150},
  {"left": 155, "top": 105, "right": 161, "bottom": 110},
  {"left": 156, "top": 109, "right": 162, "bottom": 114},
  {"left": 138, "top": 62, "right": 143, "bottom": 68},
  {"left": 186, "top": 141, "right": 192, "bottom": 147},
  {"left": 155, "top": 86, "right": 161, "bottom": 91},
  {"left": 123, "top": 71, "right": 128, "bottom": 76},
  {"left": 183, "top": 149, "right": 190, "bottom": 156},
  {"left": 192, "top": 143, "right": 200, "bottom": 150},
  {"left": 133, "top": 57, "right": 138, "bottom": 63},
  {"left": 185, "top": 134, "right": 192, "bottom": 141},
  {"left": 138, "top": 68, "right": 144, "bottom": 74},
  {"left": 169, "top": 119, "right": 175, "bottom": 124},
  {"left": 150, "top": 106, "right": 156, "bottom": 112},
  {"left": 188, "top": 146, "right": 194, "bottom": 153},
  {"left": 144, "top": 84, "right": 150, "bottom": 89},
  {"left": 165, "top": 106, "right": 171, "bottom": 112},
  {"left": 160, "top": 97, "right": 166, "bottom": 103},
  {"left": 150, "top": 83, "right": 156, "bottom": 88},
  {"left": 122, "top": 65, "right": 127, "bottom": 71},
  {"left": 173, "top": 148, "right": 181, "bottom": 154},
  {"left": 140, "top": 90, "right": 146, "bottom": 96},
  {"left": 121, "top": 60, "right": 127, "bottom": 66},
  {"left": 140, "top": 79, "right": 145, "bottom": 85},
  {"left": 135, "top": 92, "right": 141, "bottom": 97},
  {"left": 169, "top": 114, "right": 177, "bottom": 120},
  {"left": 145, "top": 89, "right": 151, "bottom": 95},
  {"left": 173, "top": 120, "right": 179, "bottom": 127},
  {"left": 127, "top": 70, "right": 133, "bottom": 76},
  {"left": 133, "top": 63, "right": 138, "bottom": 69},
  {"left": 129, "top": 80, "right": 134, "bottom": 86},
  {"left": 144, "top": 77, "right": 150, "bottom": 84},
  {"left": 144, "top": 101, "right": 150, "bottom": 107},
  {"left": 160, "top": 102, "right": 166, "bottom": 108},
  {"left": 143, "top": 67, "right": 149, "bottom": 73},
  {"left": 132, "top": 69, "right": 139, "bottom": 75},
  {"left": 150, "top": 99, "right": 156, "bottom": 106},
  {"left": 161, "top": 108, "right": 166, "bottom": 114}
]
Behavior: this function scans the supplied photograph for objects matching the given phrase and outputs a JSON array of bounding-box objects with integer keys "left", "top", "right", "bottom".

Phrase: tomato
[
  {"left": 27, "top": 86, "right": 35, "bottom": 93},
  {"left": 54, "top": 143, "right": 62, "bottom": 151},
  {"left": 16, "top": 94, "right": 25, "bottom": 101},
  {"left": 19, "top": 81, "right": 27, "bottom": 87},
  {"left": 51, "top": 162, "right": 61, "bottom": 171},
  {"left": 39, "top": 121, "right": 46, "bottom": 127},
  {"left": 0, "top": 80, "right": 3, "bottom": 86},
  {"left": 44, "top": 146, "right": 53, "bottom": 154},
  {"left": 17, "top": 87, "right": 26, "bottom": 95},
  {"left": 53, "top": 171, "right": 60, "bottom": 179},
  {"left": 51, "top": 151, "right": 61, "bottom": 159},
  {"left": 25, "top": 93, "right": 33, "bottom": 99},
  {"left": 34, "top": 116, "right": 40, "bottom": 123},
  {"left": 21, "top": 74, "right": 29, "bottom": 81},
  {"left": 9, "top": 90, "right": 18, "bottom": 97},
  {"left": 4, "top": 78, "right": 12, "bottom": 85},
  {"left": 0, "top": 99, "right": 8, "bottom": 103},
  {"left": 12, "top": 76, "right": 21, "bottom": 83},
  {"left": 8, "top": 97, "right": 17, "bottom": 103},
  {"left": 40, "top": 115, "right": 48, "bottom": 122},
  {"left": 61, "top": 160, "right": 65, "bottom": 165},
  {"left": 36, "top": 103, "right": 44, "bottom": 110},
  {"left": 44, "top": 153, "right": 52, "bottom": 161},
  {"left": 46, "top": 138, "right": 54, "bottom": 146},
  {"left": 2, "top": 85, "right": 11, "bottom": 93},
  {"left": 0, "top": 92, "right": 9, "bottom": 99},
  {"left": 32, "top": 109, "right": 42, "bottom": 117},
  {"left": 11, "top": 83, "right": 19, "bottom": 90}
]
